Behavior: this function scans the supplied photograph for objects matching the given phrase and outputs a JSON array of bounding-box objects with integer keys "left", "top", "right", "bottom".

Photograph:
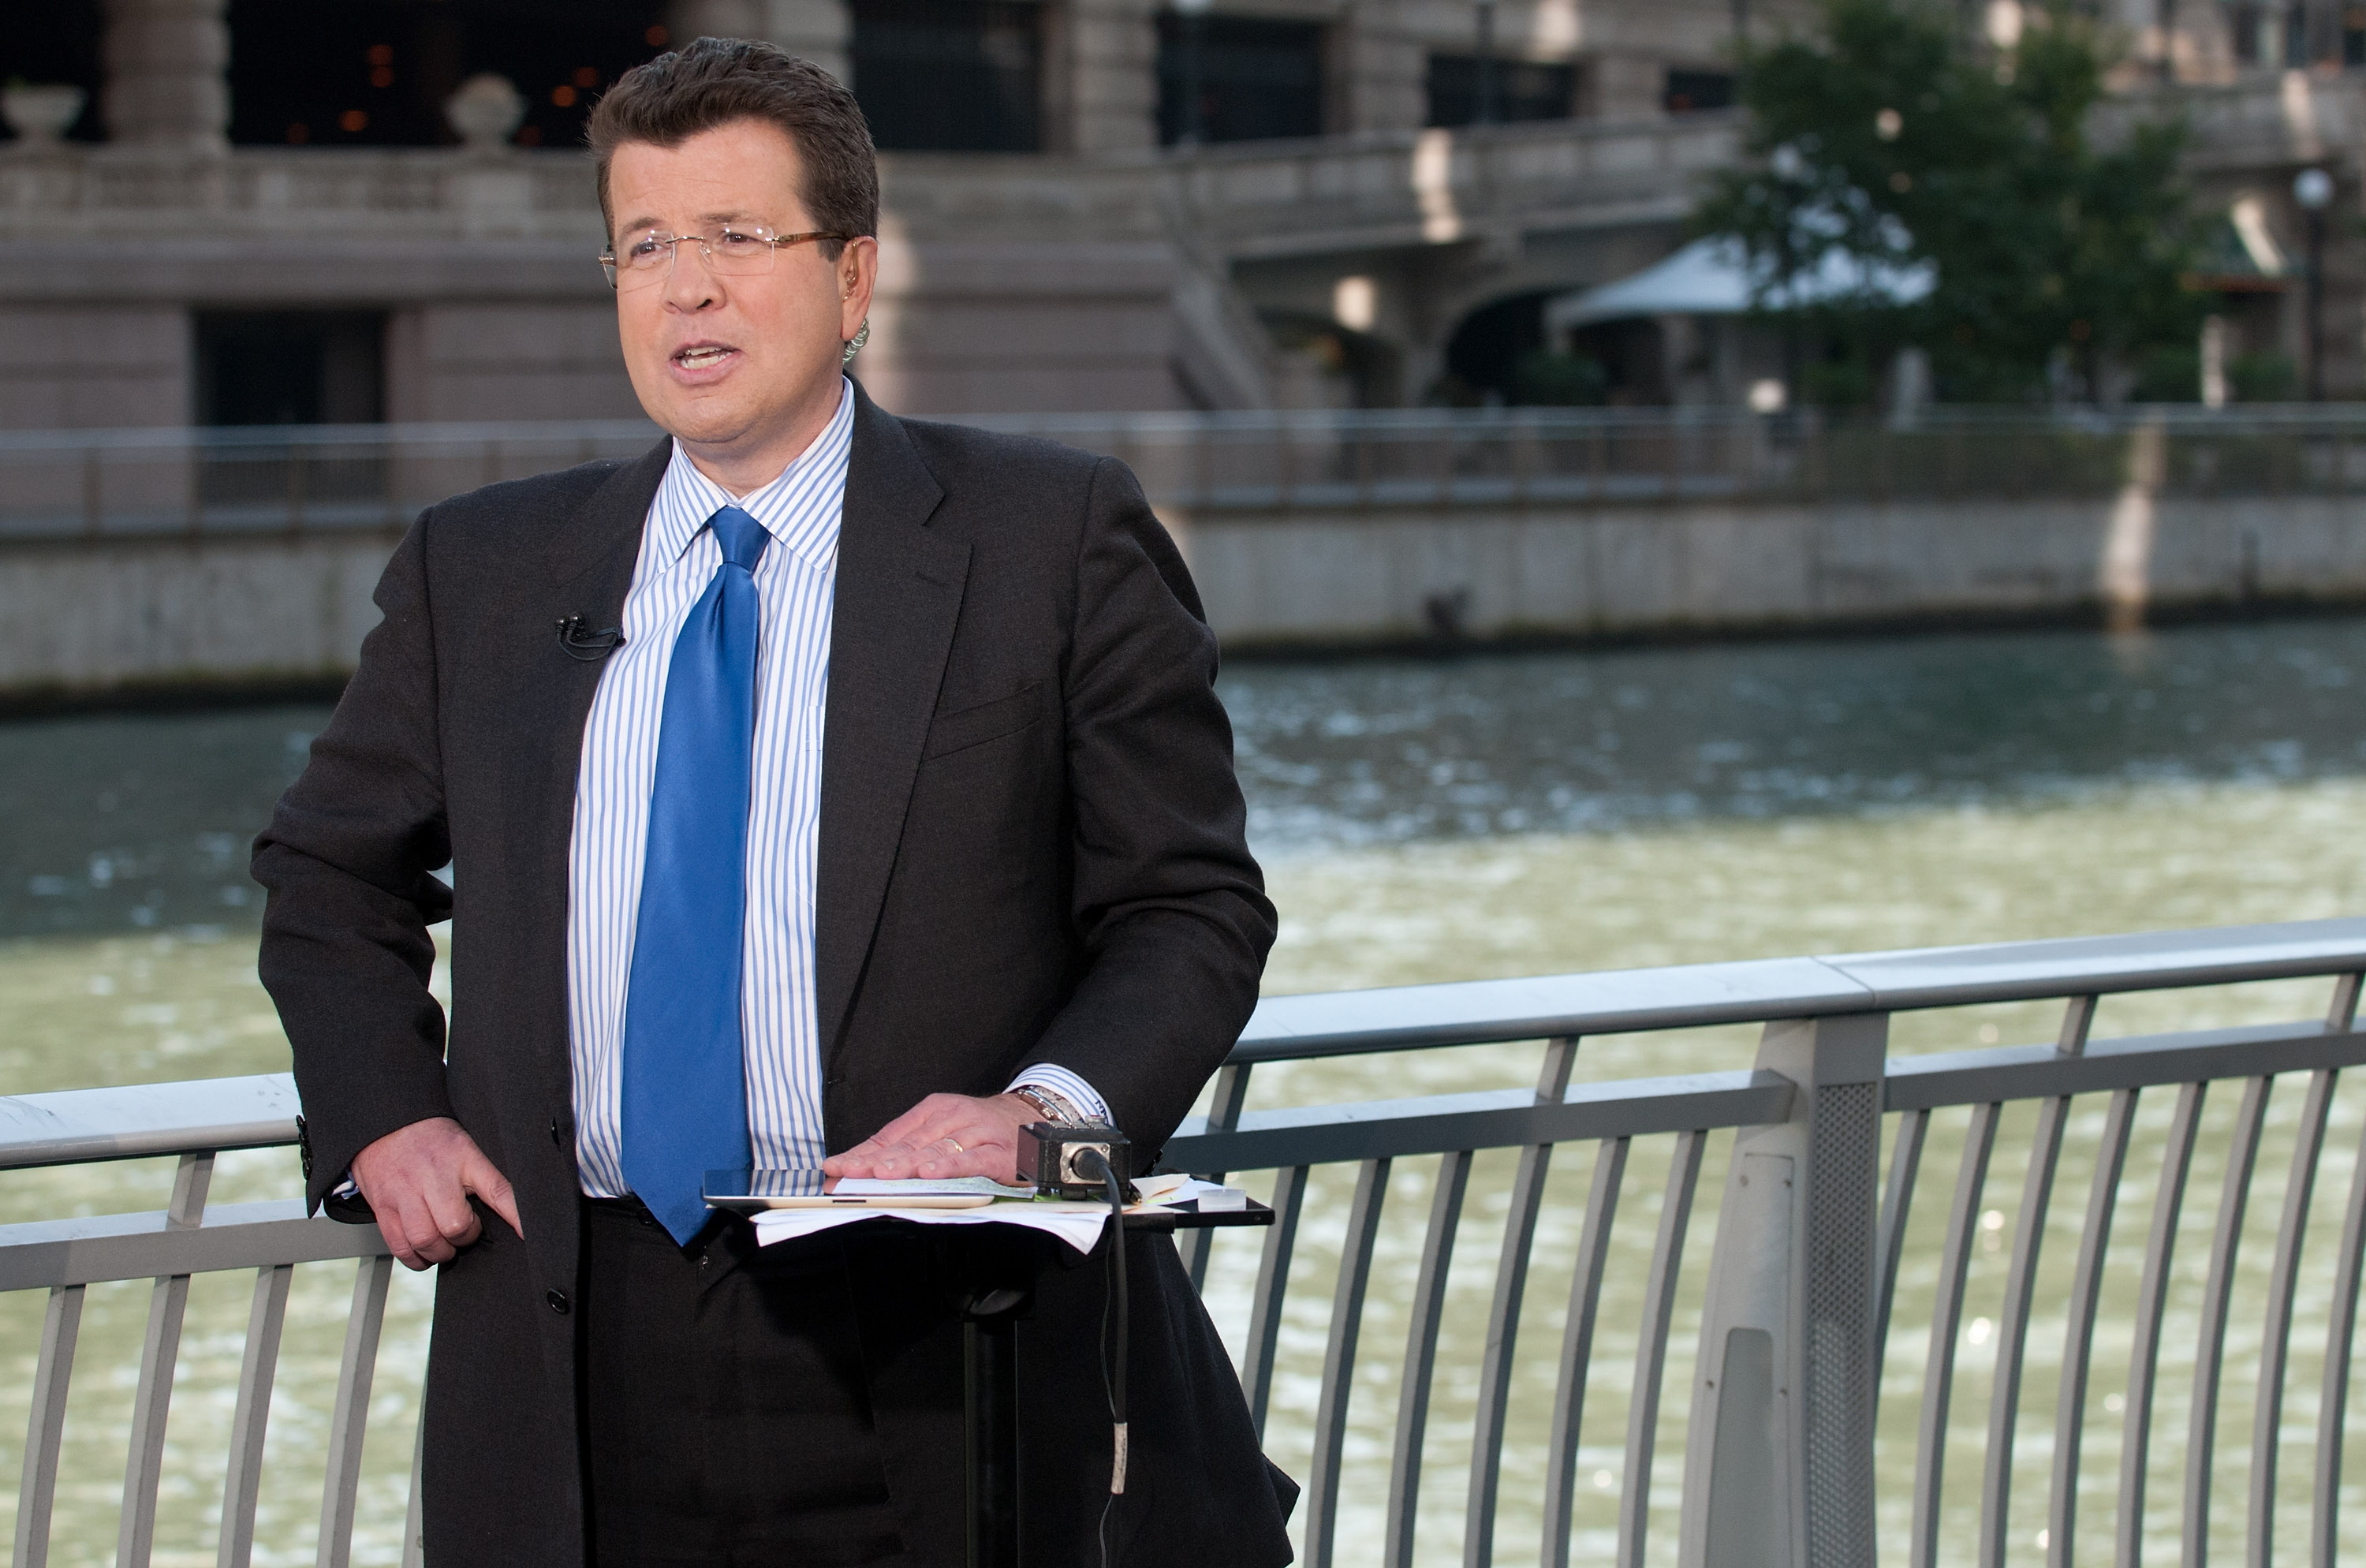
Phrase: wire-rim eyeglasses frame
[{"left": 599, "top": 226, "right": 852, "bottom": 290}]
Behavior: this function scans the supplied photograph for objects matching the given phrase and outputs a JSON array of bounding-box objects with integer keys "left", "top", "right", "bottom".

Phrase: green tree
[{"left": 1697, "top": 0, "right": 2202, "bottom": 404}]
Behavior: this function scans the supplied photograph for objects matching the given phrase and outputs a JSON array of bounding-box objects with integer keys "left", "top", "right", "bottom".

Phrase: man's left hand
[{"left": 822, "top": 1092, "right": 1037, "bottom": 1185}]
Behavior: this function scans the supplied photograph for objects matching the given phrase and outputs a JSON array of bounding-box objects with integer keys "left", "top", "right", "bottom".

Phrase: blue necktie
[{"left": 619, "top": 504, "right": 770, "bottom": 1244}]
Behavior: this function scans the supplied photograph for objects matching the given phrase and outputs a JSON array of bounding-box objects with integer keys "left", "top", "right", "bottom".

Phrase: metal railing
[
  {"left": 0, "top": 1076, "right": 405, "bottom": 1568},
  {"left": 14, "top": 407, "right": 2366, "bottom": 545},
  {"left": 974, "top": 405, "right": 2366, "bottom": 515},
  {"left": 8, "top": 918, "right": 2366, "bottom": 1564},
  {"left": 0, "top": 422, "right": 662, "bottom": 545}
]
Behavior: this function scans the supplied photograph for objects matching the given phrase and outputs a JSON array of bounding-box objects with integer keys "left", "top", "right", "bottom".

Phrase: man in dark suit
[{"left": 253, "top": 36, "right": 1293, "bottom": 1567}]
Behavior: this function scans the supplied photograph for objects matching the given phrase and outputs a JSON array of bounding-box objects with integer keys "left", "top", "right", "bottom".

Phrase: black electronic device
[
  {"left": 554, "top": 614, "right": 625, "bottom": 662},
  {"left": 1017, "top": 1121, "right": 1132, "bottom": 1200}
]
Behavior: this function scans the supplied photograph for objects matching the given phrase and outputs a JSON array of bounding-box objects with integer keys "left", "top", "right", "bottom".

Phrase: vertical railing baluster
[
  {"left": 2049, "top": 1087, "right": 2140, "bottom": 1568},
  {"left": 286, "top": 443, "right": 307, "bottom": 536},
  {"left": 1544, "top": 1137, "right": 1630, "bottom": 1568},
  {"left": 1384, "top": 1150, "right": 1474, "bottom": 1568},
  {"left": 2182, "top": 1076, "right": 2272, "bottom": 1568},
  {"left": 318, "top": 1253, "right": 396, "bottom": 1568},
  {"left": 1618, "top": 1128, "right": 1705, "bottom": 1568},
  {"left": 1465, "top": 1036, "right": 1580, "bottom": 1568},
  {"left": 1875, "top": 1107, "right": 1931, "bottom": 1385},
  {"left": 1980, "top": 997, "right": 2094, "bottom": 1568},
  {"left": 2118, "top": 1081, "right": 2207, "bottom": 1568},
  {"left": 1182, "top": 1062, "right": 1255, "bottom": 1290},
  {"left": 218, "top": 1264, "right": 295, "bottom": 1568},
  {"left": 401, "top": 1404, "right": 427, "bottom": 1568},
  {"left": 2248, "top": 1065, "right": 2338, "bottom": 1567},
  {"left": 120, "top": 1151, "right": 215, "bottom": 1568},
  {"left": 2313, "top": 1113, "right": 2366, "bottom": 1568},
  {"left": 13, "top": 1283, "right": 86, "bottom": 1568},
  {"left": 1913, "top": 1101, "right": 1999, "bottom": 1568},
  {"left": 81, "top": 444, "right": 103, "bottom": 537},
  {"left": 1306, "top": 1158, "right": 1391, "bottom": 1568},
  {"left": 1245, "top": 1163, "right": 1309, "bottom": 1436},
  {"left": 2329, "top": 972, "right": 2365, "bottom": 1038},
  {"left": 2308, "top": 977, "right": 2366, "bottom": 1568}
]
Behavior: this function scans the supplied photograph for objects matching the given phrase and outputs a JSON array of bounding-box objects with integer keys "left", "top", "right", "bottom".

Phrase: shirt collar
[{"left": 646, "top": 377, "right": 856, "bottom": 578}]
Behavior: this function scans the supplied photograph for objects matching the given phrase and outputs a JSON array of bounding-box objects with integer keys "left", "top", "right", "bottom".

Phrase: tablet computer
[{"left": 703, "top": 1167, "right": 1006, "bottom": 1212}]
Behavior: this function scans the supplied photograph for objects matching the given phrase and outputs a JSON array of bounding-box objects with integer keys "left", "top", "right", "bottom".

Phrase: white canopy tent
[{"left": 1545, "top": 237, "right": 1934, "bottom": 339}]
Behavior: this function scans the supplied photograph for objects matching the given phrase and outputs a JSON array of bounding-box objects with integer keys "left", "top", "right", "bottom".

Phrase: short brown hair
[{"left": 587, "top": 37, "right": 877, "bottom": 259}]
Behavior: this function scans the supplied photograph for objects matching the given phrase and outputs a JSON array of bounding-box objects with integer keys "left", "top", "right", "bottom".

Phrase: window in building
[
  {"left": 195, "top": 312, "right": 386, "bottom": 427},
  {"left": 2286, "top": 2, "right": 2312, "bottom": 62},
  {"left": 2345, "top": 5, "right": 2365, "bottom": 63},
  {"left": 1663, "top": 69, "right": 1734, "bottom": 114},
  {"left": 1426, "top": 55, "right": 1578, "bottom": 126},
  {"left": 1157, "top": 15, "right": 1326, "bottom": 145},
  {"left": 228, "top": 1, "right": 666, "bottom": 148},
  {"left": 0, "top": 0, "right": 103, "bottom": 143},
  {"left": 853, "top": 0, "right": 1042, "bottom": 151},
  {"left": 2233, "top": 2, "right": 2261, "bottom": 58}
]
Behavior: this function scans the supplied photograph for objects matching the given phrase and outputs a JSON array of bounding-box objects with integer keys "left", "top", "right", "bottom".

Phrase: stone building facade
[{"left": 0, "top": 0, "right": 2358, "bottom": 429}]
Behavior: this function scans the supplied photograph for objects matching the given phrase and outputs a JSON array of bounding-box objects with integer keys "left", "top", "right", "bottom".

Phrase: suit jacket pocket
[{"left": 920, "top": 681, "right": 1047, "bottom": 761}]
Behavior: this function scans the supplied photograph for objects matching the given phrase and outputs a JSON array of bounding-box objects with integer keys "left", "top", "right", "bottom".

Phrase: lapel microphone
[{"left": 555, "top": 615, "right": 626, "bottom": 662}]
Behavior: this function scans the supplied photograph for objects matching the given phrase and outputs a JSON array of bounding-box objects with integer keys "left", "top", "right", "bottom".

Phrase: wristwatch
[{"left": 1009, "top": 1085, "right": 1076, "bottom": 1124}]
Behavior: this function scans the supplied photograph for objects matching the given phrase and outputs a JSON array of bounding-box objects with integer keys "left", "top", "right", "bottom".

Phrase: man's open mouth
[{"left": 674, "top": 345, "right": 736, "bottom": 369}]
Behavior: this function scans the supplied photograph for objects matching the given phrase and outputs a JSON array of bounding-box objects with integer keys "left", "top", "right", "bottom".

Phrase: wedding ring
[{"left": 947, "top": 1137, "right": 965, "bottom": 1154}]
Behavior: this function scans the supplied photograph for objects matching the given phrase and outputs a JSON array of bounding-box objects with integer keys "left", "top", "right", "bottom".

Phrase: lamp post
[
  {"left": 1475, "top": 0, "right": 1499, "bottom": 125},
  {"left": 1174, "top": 0, "right": 1212, "bottom": 145},
  {"left": 2295, "top": 166, "right": 2333, "bottom": 401}
]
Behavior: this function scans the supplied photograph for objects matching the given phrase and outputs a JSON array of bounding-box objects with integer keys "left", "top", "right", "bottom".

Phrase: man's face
[{"left": 605, "top": 119, "right": 872, "bottom": 466}]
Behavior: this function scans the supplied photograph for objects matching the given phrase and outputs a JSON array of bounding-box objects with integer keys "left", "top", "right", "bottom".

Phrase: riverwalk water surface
[{"left": 5, "top": 619, "right": 2366, "bottom": 1563}]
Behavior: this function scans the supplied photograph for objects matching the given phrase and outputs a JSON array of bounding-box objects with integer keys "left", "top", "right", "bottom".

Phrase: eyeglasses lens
[{"left": 610, "top": 230, "right": 779, "bottom": 286}]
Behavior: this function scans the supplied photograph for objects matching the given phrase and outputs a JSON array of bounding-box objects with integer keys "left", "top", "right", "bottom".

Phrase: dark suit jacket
[{"left": 252, "top": 383, "right": 1291, "bottom": 1566}]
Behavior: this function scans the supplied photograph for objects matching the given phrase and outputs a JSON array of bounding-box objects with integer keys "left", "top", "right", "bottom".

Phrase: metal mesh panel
[{"left": 1804, "top": 1081, "right": 1879, "bottom": 1568}]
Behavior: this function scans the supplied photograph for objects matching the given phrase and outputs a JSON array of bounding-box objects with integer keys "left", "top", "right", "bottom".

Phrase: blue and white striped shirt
[{"left": 565, "top": 380, "right": 1103, "bottom": 1197}]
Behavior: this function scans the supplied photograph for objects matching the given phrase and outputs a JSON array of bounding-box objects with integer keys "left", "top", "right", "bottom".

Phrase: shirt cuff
[{"left": 1005, "top": 1064, "right": 1112, "bottom": 1125}]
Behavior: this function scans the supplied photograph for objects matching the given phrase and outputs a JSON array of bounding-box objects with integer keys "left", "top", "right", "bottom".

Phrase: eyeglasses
[{"left": 599, "top": 226, "right": 848, "bottom": 289}]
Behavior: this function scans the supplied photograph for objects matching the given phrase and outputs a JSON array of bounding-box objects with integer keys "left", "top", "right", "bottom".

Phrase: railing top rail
[
  {"left": 1238, "top": 917, "right": 2366, "bottom": 1060},
  {"left": 17, "top": 403, "right": 2366, "bottom": 457},
  {"left": 3, "top": 921, "right": 2359, "bottom": 1172},
  {"left": 0, "top": 420, "right": 665, "bottom": 456},
  {"left": 0, "top": 1073, "right": 298, "bottom": 1172}
]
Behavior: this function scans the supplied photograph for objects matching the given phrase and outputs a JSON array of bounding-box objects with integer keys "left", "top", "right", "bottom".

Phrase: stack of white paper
[{"left": 748, "top": 1174, "right": 1246, "bottom": 1254}]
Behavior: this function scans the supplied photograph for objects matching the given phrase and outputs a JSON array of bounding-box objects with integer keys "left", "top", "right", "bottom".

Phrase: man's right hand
[{"left": 349, "top": 1116, "right": 524, "bottom": 1271}]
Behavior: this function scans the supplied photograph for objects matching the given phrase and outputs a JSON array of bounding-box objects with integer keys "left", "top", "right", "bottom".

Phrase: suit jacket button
[
  {"left": 550, "top": 1117, "right": 565, "bottom": 1147},
  {"left": 546, "top": 1289, "right": 571, "bottom": 1315}
]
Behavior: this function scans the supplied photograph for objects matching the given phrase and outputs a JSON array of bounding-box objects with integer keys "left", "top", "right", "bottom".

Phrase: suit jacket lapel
[
  {"left": 815, "top": 386, "right": 966, "bottom": 1062},
  {"left": 547, "top": 439, "right": 669, "bottom": 588}
]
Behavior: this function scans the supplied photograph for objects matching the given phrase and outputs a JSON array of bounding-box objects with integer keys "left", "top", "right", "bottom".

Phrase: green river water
[{"left": 6, "top": 620, "right": 2366, "bottom": 1564}]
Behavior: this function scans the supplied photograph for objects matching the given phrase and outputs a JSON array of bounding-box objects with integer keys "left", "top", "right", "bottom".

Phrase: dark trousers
[{"left": 578, "top": 1198, "right": 911, "bottom": 1567}]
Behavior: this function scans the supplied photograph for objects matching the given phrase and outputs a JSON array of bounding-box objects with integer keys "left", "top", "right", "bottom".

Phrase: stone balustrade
[{"left": 0, "top": 110, "right": 1739, "bottom": 262}]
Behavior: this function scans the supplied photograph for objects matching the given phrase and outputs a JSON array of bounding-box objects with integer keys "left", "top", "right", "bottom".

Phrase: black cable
[{"left": 1077, "top": 1148, "right": 1129, "bottom": 1568}]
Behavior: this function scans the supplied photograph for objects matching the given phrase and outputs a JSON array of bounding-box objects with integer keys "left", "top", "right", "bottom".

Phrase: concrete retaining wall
[
  {"left": 1178, "top": 495, "right": 2366, "bottom": 647},
  {"left": 0, "top": 532, "right": 399, "bottom": 697},
  {"left": 9, "top": 494, "right": 2366, "bottom": 699}
]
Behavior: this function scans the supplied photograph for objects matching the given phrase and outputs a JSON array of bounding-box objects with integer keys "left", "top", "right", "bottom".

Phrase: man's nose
[{"left": 662, "top": 241, "right": 721, "bottom": 310}]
